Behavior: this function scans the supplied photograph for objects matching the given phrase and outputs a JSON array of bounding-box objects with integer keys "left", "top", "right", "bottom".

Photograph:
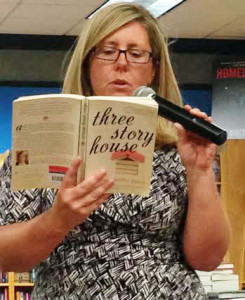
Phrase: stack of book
[
  {"left": 218, "top": 291, "right": 245, "bottom": 300},
  {"left": 217, "top": 290, "right": 245, "bottom": 299},
  {"left": 207, "top": 291, "right": 245, "bottom": 299},
  {"left": 196, "top": 263, "right": 240, "bottom": 293},
  {"left": 212, "top": 263, "right": 239, "bottom": 292},
  {"left": 196, "top": 270, "right": 212, "bottom": 293},
  {"left": 211, "top": 273, "right": 239, "bottom": 292}
]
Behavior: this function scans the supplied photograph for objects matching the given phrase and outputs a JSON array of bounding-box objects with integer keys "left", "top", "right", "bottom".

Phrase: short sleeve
[{"left": 0, "top": 153, "right": 55, "bottom": 225}]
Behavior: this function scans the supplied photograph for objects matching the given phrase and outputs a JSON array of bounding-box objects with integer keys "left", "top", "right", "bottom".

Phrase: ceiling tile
[
  {"left": 9, "top": 3, "right": 88, "bottom": 19},
  {"left": 159, "top": 0, "right": 245, "bottom": 39},
  {"left": 0, "top": 0, "right": 244, "bottom": 39},
  {"left": 210, "top": 15, "right": 245, "bottom": 39},
  {"left": 0, "top": 0, "right": 19, "bottom": 2},
  {"left": 0, "top": 0, "right": 105, "bottom": 35},
  {"left": 0, "top": 2, "right": 19, "bottom": 21},
  {"left": 0, "top": 17, "right": 73, "bottom": 35}
]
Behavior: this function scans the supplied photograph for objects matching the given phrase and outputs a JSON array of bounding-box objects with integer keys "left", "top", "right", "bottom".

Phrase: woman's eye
[
  {"left": 130, "top": 50, "right": 143, "bottom": 57},
  {"left": 102, "top": 48, "right": 116, "bottom": 55}
]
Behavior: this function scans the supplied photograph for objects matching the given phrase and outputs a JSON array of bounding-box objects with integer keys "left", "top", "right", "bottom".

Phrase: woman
[
  {"left": 0, "top": 3, "right": 230, "bottom": 299},
  {"left": 16, "top": 150, "right": 29, "bottom": 165}
]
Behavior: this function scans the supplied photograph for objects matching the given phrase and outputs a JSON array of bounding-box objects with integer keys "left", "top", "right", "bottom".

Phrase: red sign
[{"left": 216, "top": 67, "right": 245, "bottom": 79}]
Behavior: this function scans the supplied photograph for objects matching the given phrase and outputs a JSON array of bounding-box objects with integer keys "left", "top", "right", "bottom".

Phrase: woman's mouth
[
  {"left": 111, "top": 79, "right": 130, "bottom": 86},
  {"left": 107, "top": 80, "right": 133, "bottom": 95}
]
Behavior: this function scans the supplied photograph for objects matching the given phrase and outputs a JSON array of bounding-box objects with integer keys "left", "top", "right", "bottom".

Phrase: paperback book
[{"left": 12, "top": 94, "right": 158, "bottom": 196}]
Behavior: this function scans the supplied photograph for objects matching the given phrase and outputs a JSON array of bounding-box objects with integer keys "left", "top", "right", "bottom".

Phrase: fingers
[
  {"left": 184, "top": 105, "right": 212, "bottom": 122},
  {"left": 78, "top": 194, "right": 110, "bottom": 216},
  {"left": 174, "top": 121, "right": 209, "bottom": 145},
  {"left": 54, "top": 168, "right": 114, "bottom": 229},
  {"left": 64, "top": 174, "right": 114, "bottom": 220},
  {"left": 174, "top": 122, "right": 188, "bottom": 145},
  {"left": 59, "top": 156, "right": 114, "bottom": 206},
  {"left": 183, "top": 104, "right": 192, "bottom": 111},
  {"left": 73, "top": 171, "right": 114, "bottom": 207}
]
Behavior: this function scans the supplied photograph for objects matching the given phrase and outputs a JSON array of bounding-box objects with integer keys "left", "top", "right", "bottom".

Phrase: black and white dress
[{"left": 0, "top": 148, "right": 207, "bottom": 299}]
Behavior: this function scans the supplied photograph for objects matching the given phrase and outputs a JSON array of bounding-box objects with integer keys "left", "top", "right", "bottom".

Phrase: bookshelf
[
  {"left": 0, "top": 282, "right": 10, "bottom": 300},
  {"left": 0, "top": 272, "right": 34, "bottom": 300},
  {"left": 220, "top": 139, "right": 245, "bottom": 290}
]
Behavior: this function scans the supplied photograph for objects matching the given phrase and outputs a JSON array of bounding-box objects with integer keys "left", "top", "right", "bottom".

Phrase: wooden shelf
[
  {"left": 14, "top": 282, "right": 34, "bottom": 287},
  {"left": 221, "top": 140, "right": 245, "bottom": 290},
  {"left": 0, "top": 283, "right": 9, "bottom": 287}
]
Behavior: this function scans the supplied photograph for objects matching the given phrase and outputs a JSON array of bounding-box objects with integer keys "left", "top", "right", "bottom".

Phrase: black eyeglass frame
[{"left": 92, "top": 46, "right": 154, "bottom": 64}]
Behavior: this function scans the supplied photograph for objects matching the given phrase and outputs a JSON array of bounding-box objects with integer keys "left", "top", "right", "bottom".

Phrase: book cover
[
  {"left": 212, "top": 274, "right": 239, "bottom": 282},
  {"left": 11, "top": 94, "right": 158, "bottom": 196},
  {"left": 218, "top": 290, "right": 245, "bottom": 299},
  {"left": 216, "top": 263, "right": 234, "bottom": 269},
  {"left": 212, "top": 279, "right": 239, "bottom": 292},
  {"left": 211, "top": 269, "right": 234, "bottom": 275},
  {"left": 4, "top": 288, "right": 8, "bottom": 300}
]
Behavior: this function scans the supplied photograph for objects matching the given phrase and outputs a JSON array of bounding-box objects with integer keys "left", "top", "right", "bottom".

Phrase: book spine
[
  {"left": 16, "top": 291, "right": 20, "bottom": 300},
  {"left": 25, "top": 292, "right": 31, "bottom": 300},
  {"left": 77, "top": 98, "right": 89, "bottom": 180},
  {"left": 4, "top": 288, "right": 8, "bottom": 300},
  {"left": 20, "top": 292, "right": 25, "bottom": 300}
]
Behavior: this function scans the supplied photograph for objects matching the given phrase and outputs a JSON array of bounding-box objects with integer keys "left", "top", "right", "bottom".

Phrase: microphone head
[{"left": 133, "top": 86, "right": 156, "bottom": 97}]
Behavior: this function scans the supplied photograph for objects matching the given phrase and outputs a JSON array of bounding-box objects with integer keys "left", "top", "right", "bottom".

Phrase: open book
[{"left": 12, "top": 94, "right": 158, "bottom": 196}]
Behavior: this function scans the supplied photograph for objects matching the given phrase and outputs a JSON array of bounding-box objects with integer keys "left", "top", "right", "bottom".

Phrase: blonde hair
[{"left": 63, "top": 3, "right": 183, "bottom": 146}]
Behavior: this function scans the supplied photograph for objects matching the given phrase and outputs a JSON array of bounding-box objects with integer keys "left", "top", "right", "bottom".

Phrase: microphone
[{"left": 133, "top": 86, "right": 227, "bottom": 146}]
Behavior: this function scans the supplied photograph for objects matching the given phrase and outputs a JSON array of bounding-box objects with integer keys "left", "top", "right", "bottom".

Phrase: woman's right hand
[{"left": 50, "top": 157, "right": 114, "bottom": 232}]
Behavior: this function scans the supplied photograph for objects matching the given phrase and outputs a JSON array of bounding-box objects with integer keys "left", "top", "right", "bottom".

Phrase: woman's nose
[{"left": 115, "top": 51, "right": 128, "bottom": 65}]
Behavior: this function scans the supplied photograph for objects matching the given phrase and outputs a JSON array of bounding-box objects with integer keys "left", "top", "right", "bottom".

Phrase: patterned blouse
[{"left": 0, "top": 148, "right": 207, "bottom": 299}]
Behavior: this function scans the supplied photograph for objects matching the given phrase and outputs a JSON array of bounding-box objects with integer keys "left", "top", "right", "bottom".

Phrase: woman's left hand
[{"left": 174, "top": 105, "right": 217, "bottom": 172}]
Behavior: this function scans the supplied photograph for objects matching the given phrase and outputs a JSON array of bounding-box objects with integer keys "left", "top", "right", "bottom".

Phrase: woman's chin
[
  {"left": 93, "top": 85, "right": 135, "bottom": 97},
  {"left": 105, "top": 85, "right": 134, "bottom": 97},
  {"left": 110, "top": 92, "right": 132, "bottom": 96}
]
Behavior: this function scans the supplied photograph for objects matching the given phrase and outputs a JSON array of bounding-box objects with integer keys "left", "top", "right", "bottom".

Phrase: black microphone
[{"left": 133, "top": 86, "right": 227, "bottom": 146}]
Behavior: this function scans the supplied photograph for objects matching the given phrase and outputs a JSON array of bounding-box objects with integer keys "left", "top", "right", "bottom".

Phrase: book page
[
  {"left": 85, "top": 96, "right": 158, "bottom": 196},
  {"left": 12, "top": 94, "right": 83, "bottom": 190}
]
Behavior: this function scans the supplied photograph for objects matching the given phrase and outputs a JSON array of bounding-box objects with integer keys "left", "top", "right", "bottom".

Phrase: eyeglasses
[{"left": 93, "top": 46, "right": 153, "bottom": 64}]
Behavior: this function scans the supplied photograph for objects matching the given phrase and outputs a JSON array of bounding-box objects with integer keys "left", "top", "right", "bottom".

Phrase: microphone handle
[{"left": 152, "top": 94, "right": 227, "bottom": 146}]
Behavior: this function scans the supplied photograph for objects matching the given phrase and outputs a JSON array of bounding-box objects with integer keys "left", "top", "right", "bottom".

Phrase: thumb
[
  {"left": 174, "top": 123, "right": 188, "bottom": 145},
  {"left": 61, "top": 156, "right": 82, "bottom": 189}
]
